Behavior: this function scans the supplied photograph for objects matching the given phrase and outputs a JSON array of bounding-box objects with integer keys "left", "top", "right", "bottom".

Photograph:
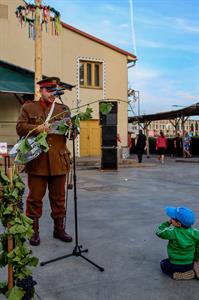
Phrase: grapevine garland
[
  {"left": 16, "top": 2, "right": 61, "bottom": 38},
  {"left": 0, "top": 168, "right": 38, "bottom": 300}
]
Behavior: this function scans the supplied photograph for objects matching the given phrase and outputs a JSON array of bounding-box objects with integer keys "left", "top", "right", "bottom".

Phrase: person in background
[
  {"left": 174, "top": 133, "right": 183, "bottom": 157},
  {"left": 136, "top": 129, "right": 146, "bottom": 163},
  {"left": 156, "top": 131, "right": 167, "bottom": 163},
  {"left": 183, "top": 131, "right": 192, "bottom": 158},
  {"left": 128, "top": 133, "right": 132, "bottom": 153}
]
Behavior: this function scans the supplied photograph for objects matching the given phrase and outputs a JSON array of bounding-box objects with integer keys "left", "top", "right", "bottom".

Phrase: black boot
[
  {"left": 30, "top": 218, "right": 40, "bottom": 246},
  {"left": 53, "top": 218, "right": 72, "bottom": 243}
]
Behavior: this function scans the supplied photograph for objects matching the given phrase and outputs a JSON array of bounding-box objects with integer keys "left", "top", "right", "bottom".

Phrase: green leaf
[
  {"left": 0, "top": 250, "right": 8, "bottom": 267},
  {"left": 71, "top": 106, "right": 93, "bottom": 128},
  {"left": 11, "top": 188, "right": 19, "bottom": 200},
  {"left": 99, "top": 102, "right": 113, "bottom": 115},
  {"left": 15, "top": 152, "right": 26, "bottom": 164},
  {"left": 79, "top": 106, "right": 93, "bottom": 120},
  {"left": 18, "top": 138, "right": 31, "bottom": 155},
  {"left": 0, "top": 281, "right": 8, "bottom": 295},
  {"left": 3, "top": 206, "right": 13, "bottom": 216},
  {"left": 57, "top": 122, "right": 70, "bottom": 135},
  {"left": 16, "top": 268, "right": 32, "bottom": 280},
  {"left": 73, "top": 114, "right": 80, "bottom": 128},
  {"left": 7, "top": 286, "right": 25, "bottom": 300},
  {"left": 35, "top": 132, "right": 49, "bottom": 152},
  {"left": 15, "top": 181, "right": 25, "bottom": 191},
  {"left": 21, "top": 214, "right": 33, "bottom": 225},
  {"left": 0, "top": 168, "right": 9, "bottom": 183},
  {"left": 29, "top": 256, "right": 39, "bottom": 267},
  {"left": 9, "top": 224, "right": 27, "bottom": 235}
]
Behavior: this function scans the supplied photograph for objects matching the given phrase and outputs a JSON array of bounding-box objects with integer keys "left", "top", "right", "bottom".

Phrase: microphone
[{"left": 52, "top": 90, "right": 65, "bottom": 97}]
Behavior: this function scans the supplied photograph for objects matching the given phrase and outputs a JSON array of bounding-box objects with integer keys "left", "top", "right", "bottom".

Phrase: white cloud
[
  {"left": 119, "top": 23, "right": 129, "bottom": 29},
  {"left": 102, "top": 19, "right": 111, "bottom": 26},
  {"left": 128, "top": 65, "right": 198, "bottom": 115},
  {"left": 104, "top": 4, "right": 117, "bottom": 12},
  {"left": 137, "top": 39, "right": 199, "bottom": 53},
  {"left": 175, "top": 18, "right": 199, "bottom": 33},
  {"left": 175, "top": 91, "right": 198, "bottom": 101},
  {"left": 135, "top": 9, "right": 199, "bottom": 34},
  {"left": 129, "top": 65, "right": 161, "bottom": 82},
  {"left": 137, "top": 39, "right": 165, "bottom": 49}
]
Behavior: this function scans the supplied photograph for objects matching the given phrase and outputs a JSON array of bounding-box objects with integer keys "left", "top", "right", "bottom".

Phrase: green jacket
[{"left": 156, "top": 221, "right": 199, "bottom": 265}]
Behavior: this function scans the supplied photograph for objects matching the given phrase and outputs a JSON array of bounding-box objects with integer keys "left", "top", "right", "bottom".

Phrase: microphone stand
[{"left": 40, "top": 125, "right": 104, "bottom": 272}]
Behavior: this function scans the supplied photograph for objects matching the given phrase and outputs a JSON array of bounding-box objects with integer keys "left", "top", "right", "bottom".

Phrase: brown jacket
[{"left": 16, "top": 100, "right": 71, "bottom": 176}]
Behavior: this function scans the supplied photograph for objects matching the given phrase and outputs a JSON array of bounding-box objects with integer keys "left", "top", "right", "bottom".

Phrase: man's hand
[{"left": 36, "top": 123, "right": 50, "bottom": 133}]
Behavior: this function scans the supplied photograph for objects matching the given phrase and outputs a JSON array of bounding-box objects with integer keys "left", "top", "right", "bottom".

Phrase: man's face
[{"left": 40, "top": 87, "right": 55, "bottom": 104}]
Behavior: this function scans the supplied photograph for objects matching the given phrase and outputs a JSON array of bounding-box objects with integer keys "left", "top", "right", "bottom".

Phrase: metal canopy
[{"left": 128, "top": 103, "right": 199, "bottom": 123}]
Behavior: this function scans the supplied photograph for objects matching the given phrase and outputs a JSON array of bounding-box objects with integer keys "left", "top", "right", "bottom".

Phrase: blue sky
[{"left": 36, "top": 0, "right": 198, "bottom": 114}]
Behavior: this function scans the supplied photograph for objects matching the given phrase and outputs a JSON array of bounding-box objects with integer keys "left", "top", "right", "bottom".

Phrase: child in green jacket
[{"left": 156, "top": 206, "right": 199, "bottom": 280}]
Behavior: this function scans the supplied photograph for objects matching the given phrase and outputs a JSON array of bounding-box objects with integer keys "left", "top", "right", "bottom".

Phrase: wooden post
[
  {"left": 34, "top": 0, "right": 42, "bottom": 101},
  {"left": 7, "top": 167, "right": 14, "bottom": 290}
]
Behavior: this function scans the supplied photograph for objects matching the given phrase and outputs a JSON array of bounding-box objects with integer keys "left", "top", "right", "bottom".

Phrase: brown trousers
[{"left": 26, "top": 174, "right": 68, "bottom": 219}]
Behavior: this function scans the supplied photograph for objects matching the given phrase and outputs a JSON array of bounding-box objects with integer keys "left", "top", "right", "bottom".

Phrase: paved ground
[{"left": 1, "top": 157, "right": 199, "bottom": 300}]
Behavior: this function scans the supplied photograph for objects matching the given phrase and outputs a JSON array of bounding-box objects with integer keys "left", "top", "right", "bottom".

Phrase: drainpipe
[{"left": 128, "top": 60, "right": 137, "bottom": 69}]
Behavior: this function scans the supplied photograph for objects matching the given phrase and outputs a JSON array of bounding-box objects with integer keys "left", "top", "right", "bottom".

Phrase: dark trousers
[
  {"left": 137, "top": 148, "right": 144, "bottom": 163},
  {"left": 160, "top": 259, "right": 193, "bottom": 277},
  {"left": 26, "top": 174, "right": 68, "bottom": 219}
]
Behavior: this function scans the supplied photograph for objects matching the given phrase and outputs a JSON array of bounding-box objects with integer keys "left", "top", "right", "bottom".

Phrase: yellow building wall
[{"left": 0, "top": 0, "right": 129, "bottom": 152}]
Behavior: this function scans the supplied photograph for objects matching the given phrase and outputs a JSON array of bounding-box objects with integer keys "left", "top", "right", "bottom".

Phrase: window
[{"left": 79, "top": 61, "right": 102, "bottom": 88}]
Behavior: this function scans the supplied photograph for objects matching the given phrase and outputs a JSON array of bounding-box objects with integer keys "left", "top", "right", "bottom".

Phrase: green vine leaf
[
  {"left": 71, "top": 106, "right": 93, "bottom": 128},
  {"left": 0, "top": 240, "right": 8, "bottom": 267},
  {"left": 0, "top": 281, "right": 7, "bottom": 295},
  {"left": 35, "top": 131, "right": 49, "bottom": 152},
  {"left": 7, "top": 286, "right": 25, "bottom": 300},
  {"left": 0, "top": 168, "right": 9, "bottom": 184},
  {"left": 57, "top": 122, "right": 70, "bottom": 135},
  {"left": 99, "top": 102, "right": 113, "bottom": 115},
  {"left": 3, "top": 206, "right": 13, "bottom": 216},
  {"left": 0, "top": 167, "right": 38, "bottom": 298},
  {"left": 29, "top": 256, "right": 39, "bottom": 267},
  {"left": 18, "top": 138, "right": 31, "bottom": 155},
  {"left": 8, "top": 224, "right": 26, "bottom": 235},
  {"left": 11, "top": 188, "right": 20, "bottom": 200},
  {"left": 79, "top": 106, "right": 93, "bottom": 120},
  {"left": 71, "top": 114, "right": 80, "bottom": 128}
]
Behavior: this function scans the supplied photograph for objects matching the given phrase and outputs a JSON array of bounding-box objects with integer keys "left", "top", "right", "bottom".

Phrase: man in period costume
[{"left": 16, "top": 77, "right": 73, "bottom": 246}]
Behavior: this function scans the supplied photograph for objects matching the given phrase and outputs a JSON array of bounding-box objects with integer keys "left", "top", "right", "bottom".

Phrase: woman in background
[{"left": 156, "top": 131, "right": 167, "bottom": 164}]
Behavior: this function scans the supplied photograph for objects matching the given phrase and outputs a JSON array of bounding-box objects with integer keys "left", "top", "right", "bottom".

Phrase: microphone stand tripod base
[{"left": 40, "top": 244, "right": 104, "bottom": 272}]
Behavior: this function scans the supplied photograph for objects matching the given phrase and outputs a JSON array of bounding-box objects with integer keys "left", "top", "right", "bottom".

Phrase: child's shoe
[
  {"left": 173, "top": 270, "right": 195, "bottom": 280},
  {"left": 194, "top": 261, "right": 199, "bottom": 279}
]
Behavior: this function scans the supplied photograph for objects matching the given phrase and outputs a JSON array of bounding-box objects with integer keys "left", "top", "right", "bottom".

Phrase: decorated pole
[
  {"left": 35, "top": 0, "right": 42, "bottom": 101},
  {"left": 15, "top": 1, "right": 61, "bottom": 101}
]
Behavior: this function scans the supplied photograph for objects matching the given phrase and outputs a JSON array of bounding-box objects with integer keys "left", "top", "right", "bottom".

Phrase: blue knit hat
[{"left": 165, "top": 206, "right": 195, "bottom": 227}]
